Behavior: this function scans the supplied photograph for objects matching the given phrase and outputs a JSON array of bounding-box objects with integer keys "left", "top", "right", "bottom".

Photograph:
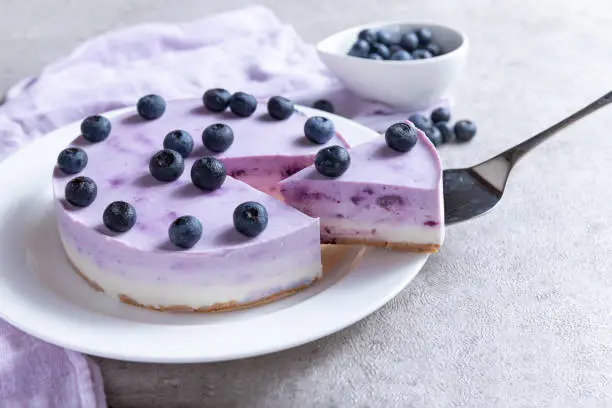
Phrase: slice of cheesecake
[{"left": 280, "top": 122, "right": 444, "bottom": 252}]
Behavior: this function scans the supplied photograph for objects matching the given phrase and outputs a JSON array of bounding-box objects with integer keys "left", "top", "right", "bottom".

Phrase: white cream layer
[
  {"left": 321, "top": 218, "right": 444, "bottom": 246},
  {"left": 61, "top": 237, "right": 322, "bottom": 309}
]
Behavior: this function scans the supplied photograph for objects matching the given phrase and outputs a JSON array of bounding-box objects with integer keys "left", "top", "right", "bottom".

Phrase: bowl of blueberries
[{"left": 316, "top": 21, "right": 468, "bottom": 110}]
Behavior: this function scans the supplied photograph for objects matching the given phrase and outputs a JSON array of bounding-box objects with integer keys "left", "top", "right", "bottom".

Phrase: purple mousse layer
[{"left": 280, "top": 127, "right": 443, "bottom": 229}]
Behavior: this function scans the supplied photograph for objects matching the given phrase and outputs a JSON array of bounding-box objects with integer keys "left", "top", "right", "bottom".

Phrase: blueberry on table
[
  {"left": 163, "top": 130, "right": 194, "bottom": 158},
  {"left": 412, "top": 49, "right": 433, "bottom": 59},
  {"left": 80, "top": 115, "right": 111, "bottom": 143},
  {"left": 385, "top": 122, "right": 418, "bottom": 152},
  {"left": 202, "top": 123, "right": 234, "bottom": 153},
  {"left": 229, "top": 92, "right": 257, "bottom": 117},
  {"left": 423, "top": 125, "right": 442, "bottom": 147},
  {"left": 390, "top": 50, "right": 413, "bottom": 61},
  {"left": 367, "top": 53, "right": 384, "bottom": 60},
  {"left": 137, "top": 94, "right": 166, "bottom": 120},
  {"left": 430, "top": 107, "right": 451, "bottom": 124},
  {"left": 408, "top": 114, "right": 432, "bottom": 131},
  {"left": 415, "top": 28, "right": 433, "bottom": 46},
  {"left": 267, "top": 96, "right": 295, "bottom": 120},
  {"left": 315, "top": 145, "right": 351, "bottom": 178},
  {"left": 358, "top": 29, "right": 377, "bottom": 44},
  {"left": 454, "top": 120, "right": 478, "bottom": 142},
  {"left": 149, "top": 149, "right": 185, "bottom": 182},
  {"left": 304, "top": 116, "right": 335, "bottom": 144},
  {"left": 191, "top": 156, "right": 226, "bottom": 191},
  {"left": 348, "top": 39, "right": 370, "bottom": 58},
  {"left": 65, "top": 176, "right": 97, "bottom": 207},
  {"left": 103, "top": 201, "right": 137, "bottom": 233},
  {"left": 57, "top": 147, "right": 88, "bottom": 174},
  {"left": 233, "top": 201, "right": 269, "bottom": 238},
  {"left": 435, "top": 122, "right": 454, "bottom": 144},
  {"left": 400, "top": 32, "right": 419, "bottom": 52},
  {"left": 375, "top": 30, "right": 395, "bottom": 46},
  {"left": 371, "top": 43, "right": 390, "bottom": 59},
  {"left": 425, "top": 43, "right": 441, "bottom": 56},
  {"left": 203, "top": 88, "right": 231, "bottom": 112},
  {"left": 168, "top": 215, "right": 202, "bottom": 249},
  {"left": 312, "top": 99, "right": 335, "bottom": 114}
]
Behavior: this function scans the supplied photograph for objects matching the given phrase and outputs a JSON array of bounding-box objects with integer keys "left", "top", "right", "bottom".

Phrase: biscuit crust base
[{"left": 321, "top": 238, "right": 440, "bottom": 253}]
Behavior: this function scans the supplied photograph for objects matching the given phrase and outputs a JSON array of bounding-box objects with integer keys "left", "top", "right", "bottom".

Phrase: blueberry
[
  {"left": 435, "top": 122, "right": 454, "bottom": 144},
  {"left": 267, "top": 96, "right": 294, "bottom": 120},
  {"left": 408, "top": 114, "right": 432, "bottom": 130},
  {"left": 348, "top": 39, "right": 370, "bottom": 58},
  {"left": 168, "top": 215, "right": 202, "bottom": 249},
  {"left": 454, "top": 120, "right": 478, "bottom": 142},
  {"left": 163, "top": 130, "right": 194, "bottom": 158},
  {"left": 312, "top": 99, "right": 335, "bottom": 113},
  {"left": 400, "top": 32, "right": 419, "bottom": 51},
  {"left": 229, "top": 92, "right": 257, "bottom": 117},
  {"left": 371, "top": 43, "right": 390, "bottom": 59},
  {"left": 233, "top": 201, "right": 268, "bottom": 238},
  {"left": 385, "top": 122, "right": 418, "bottom": 153},
  {"left": 412, "top": 49, "right": 433, "bottom": 59},
  {"left": 202, "top": 123, "right": 234, "bottom": 153},
  {"left": 191, "top": 157, "right": 226, "bottom": 191},
  {"left": 149, "top": 149, "right": 184, "bottom": 182},
  {"left": 390, "top": 50, "right": 413, "bottom": 61},
  {"left": 376, "top": 30, "right": 395, "bottom": 46},
  {"left": 304, "top": 116, "right": 335, "bottom": 144},
  {"left": 425, "top": 43, "right": 441, "bottom": 56},
  {"left": 57, "top": 147, "right": 88, "bottom": 174},
  {"left": 389, "top": 45, "right": 404, "bottom": 55},
  {"left": 358, "top": 29, "right": 377, "bottom": 44},
  {"left": 431, "top": 107, "right": 451, "bottom": 124},
  {"left": 315, "top": 145, "right": 350, "bottom": 178},
  {"left": 65, "top": 176, "right": 97, "bottom": 207},
  {"left": 423, "top": 126, "right": 442, "bottom": 147},
  {"left": 80, "top": 115, "right": 111, "bottom": 143},
  {"left": 203, "top": 88, "right": 231, "bottom": 112},
  {"left": 103, "top": 201, "right": 137, "bottom": 233},
  {"left": 137, "top": 94, "right": 166, "bottom": 120},
  {"left": 368, "top": 53, "right": 384, "bottom": 60},
  {"left": 415, "top": 28, "right": 433, "bottom": 46}
]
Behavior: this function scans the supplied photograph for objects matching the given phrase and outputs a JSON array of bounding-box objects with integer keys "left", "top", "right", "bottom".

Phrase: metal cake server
[{"left": 444, "top": 91, "right": 612, "bottom": 225}]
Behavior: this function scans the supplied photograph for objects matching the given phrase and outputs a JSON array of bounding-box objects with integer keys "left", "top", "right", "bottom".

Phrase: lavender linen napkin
[{"left": 0, "top": 5, "right": 440, "bottom": 406}]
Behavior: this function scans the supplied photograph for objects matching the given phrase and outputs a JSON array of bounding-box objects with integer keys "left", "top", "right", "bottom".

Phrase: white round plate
[{"left": 0, "top": 104, "right": 431, "bottom": 363}]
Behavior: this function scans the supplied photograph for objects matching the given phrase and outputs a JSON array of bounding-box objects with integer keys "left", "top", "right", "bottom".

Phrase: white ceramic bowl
[{"left": 316, "top": 21, "right": 468, "bottom": 110}]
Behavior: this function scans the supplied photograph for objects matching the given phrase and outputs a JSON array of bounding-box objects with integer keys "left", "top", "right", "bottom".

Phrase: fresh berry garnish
[
  {"left": 400, "top": 32, "right": 419, "bottom": 51},
  {"left": 57, "top": 147, "right": 88, "bottom": 174},
  {"left": 390, "top": 50, "right": 413, "bottom": 60},
  {"left": 315, "top": 145, "right": 351, "bottom": 178},
  {"left": 163, "top": 130, "right": 194, "bottom": 158},
  {"left": 137, "top": 94, "right": 166, "bottom": 120},
  {"left": 203, "top": 88, "right": 231, "bottom": 112},
  {"left": 149, "top": 149, "right": 184, "bottom": 182},
  {"left": 168, "top": 215, "right": 202, "bottom": 249},
  {"left": 233, "top": 201, "right": 268, "bottom": 238},
  {"left": 425, "top": 43, "right": 441, "bottom": 56},
  {"left": 368, "top": 53, "right": 384, "bottom": 60},
  {"left": 371, "top": 43, "right": 390, "bottom": 59},
  {"left": 202, "top": 123, "right": 234, "bottom": 153},
  {"left": 65, "top": 176, "right": 97, "bottom": 207},
  {"left": 191, "top": 157, "right": 226, "bottom": 191},
  {"left": 435, "top": 122, "right": 454, "bottom": 144},
  {"left": 431, "top": 107, "right": 451, "bottom": 124},
  {"left": 454, "top": 120, "right": 478, "bottom": 142},
  {"left": 304, "top": 116, "right": 335, "bottom": 144},
  {"left": 229, "top": 92, "right": 257, "bottom": 117},
  {"left": 412, "top": 49, "right": 433, "bottom": 59},
  {"left": 376, "top": 30, "right": 395, "bottom": 46},
  {"left": 348, "top": 39, "right": 370, "bottom": 58},
  {"left": 385, "top": 122, "right": 418, "bottom": 152},
  {"left": 312, "top": 99, "right": 335, "bottom": 113},
  {"left": 103, "top": 201, "right": 137, "bottom": 233},
  {"left": 80, "top": 115, "right": 111, "bottom": 143},
  {"left": 408, "top": 114, "right": 432, "bottom": 130},
  {"left": 423, "top": 126, "right": 442, "bottom": 147},
  {"left": 358, "top": 29, "right": 377, "bottom": 44},
  {"left": 415, "top": 28, "right": 433, "bottom": 46},
  {"left": 267, "top": 96, "right": 294, "bottom": 120}
]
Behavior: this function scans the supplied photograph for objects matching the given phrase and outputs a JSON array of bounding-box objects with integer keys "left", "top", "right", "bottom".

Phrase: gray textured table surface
[{"left": 4, "top": 1, "right": 612, "bottom": 407}]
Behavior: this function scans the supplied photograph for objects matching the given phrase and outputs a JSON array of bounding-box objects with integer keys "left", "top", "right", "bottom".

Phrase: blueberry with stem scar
[
  {"left": 57, "top": 147, "right": 88, "bottom": 174},
  {"left": 233, "top": 201, "right": 268, "bottom": 238},
  {"left": 103, "top": 201, "right": 137, "bottom": 233},
  {"left": 169, "top": 215, "right": 202, "bottom": 249}
]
